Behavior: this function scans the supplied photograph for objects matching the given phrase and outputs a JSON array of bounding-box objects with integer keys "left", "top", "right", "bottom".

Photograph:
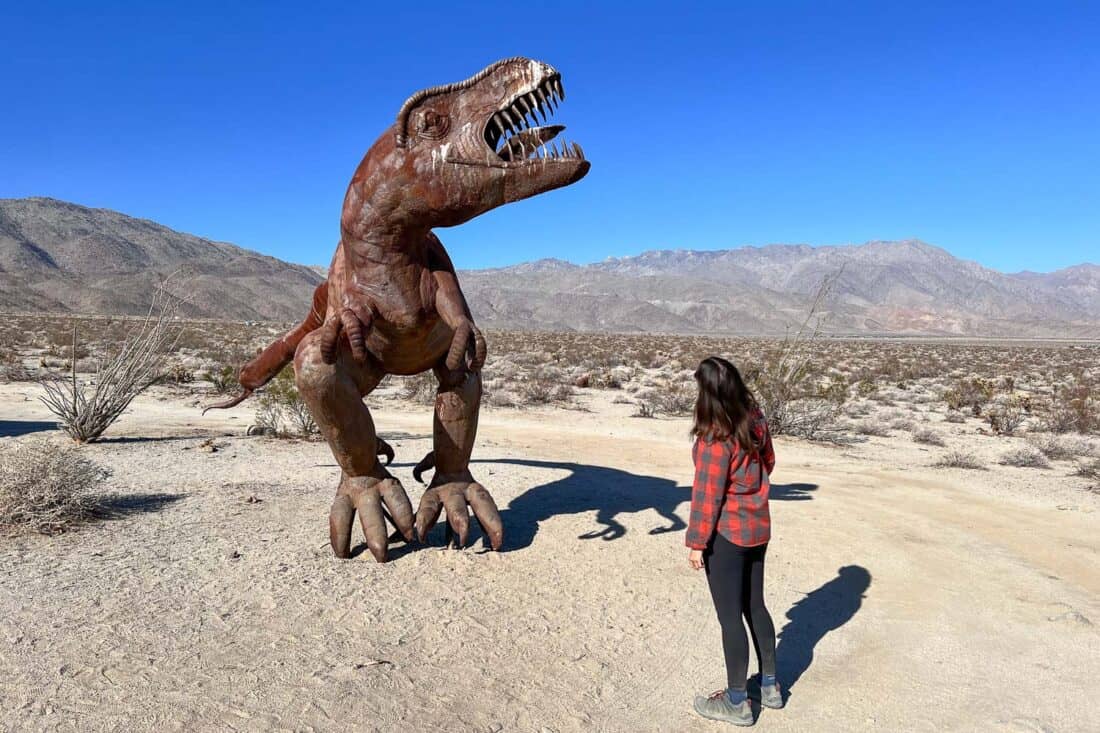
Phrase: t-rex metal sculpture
[{"left": 206, "top": 57, "right": 589, "bottom": 562}]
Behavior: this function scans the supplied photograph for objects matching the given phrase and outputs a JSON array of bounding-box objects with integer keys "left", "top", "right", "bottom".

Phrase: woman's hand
[{"left": 688, "top": 549, "right": 704, "bottom": 570}]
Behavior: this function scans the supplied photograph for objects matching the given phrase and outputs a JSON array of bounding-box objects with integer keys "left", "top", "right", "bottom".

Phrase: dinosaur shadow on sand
[{"left": 451, "top": 458, "right": 819, "bottom": 552}]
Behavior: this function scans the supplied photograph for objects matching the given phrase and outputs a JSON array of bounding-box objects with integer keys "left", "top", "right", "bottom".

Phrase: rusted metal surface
[{"left": 206, "top": 57, "right": 589, "bottom": 560}]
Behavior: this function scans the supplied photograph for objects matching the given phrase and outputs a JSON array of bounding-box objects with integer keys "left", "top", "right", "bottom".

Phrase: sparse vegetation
[
  {"left": 913, "top": 428, "right": 946, "bottom": 446},
  {"left": 933, "top": 450, "right": 986, "bottom": 470},
  {"left": 998, "top": 446, "right": 1050, "bottom": 469},
  {"left": 0, "top": 441, "right": 111, "bottom": 534},
  {"left": 37, "top": 286, "right": 182, "bottom": 443},
  {"left": 254, "top": 367, "right": 318, "bottom": 438}
]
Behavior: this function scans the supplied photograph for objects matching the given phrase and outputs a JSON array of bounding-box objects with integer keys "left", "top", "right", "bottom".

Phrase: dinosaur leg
[
  {"left": 294, "top": 331, "right": 414, "bottom": 562},
  {"left": 414, "top": 364, "right": 503, "bottom": 549}
]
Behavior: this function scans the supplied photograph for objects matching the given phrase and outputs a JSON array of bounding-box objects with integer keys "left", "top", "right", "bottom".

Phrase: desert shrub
[
  {"left": 986, "top": 397, "right": 1029, "bottom": 436},
  {"left": 932, "top": 450, "right": 986, "bottom": 470},
  {"left": 997, "top": 446, "right": 1050, "bottom": 469},
  {"left": 164, "top": 363, "right": 195, "bottom": 385},
  {"left": 653, "top": 382, "right": 695, "bottom": 416},
  {"left": 889, "top": 417, "right": 916, "bottom": 432},
  {"left": 855, "top": 378, "right": 878, "bottom": 398},
  {"left": 1074, "top": 459, "right": 1100, "bottom": 481},
  {"left": 399, "top": 371, "right": 438, "bottom": 405},
  {"left": 913, "top": 428, "right": 946, "bottom": 446},
  {"left": 1027, "top": 434, "right": 1095, "bottom": 461},
  {"left": 943, "top": 377, "right": 996, "bottom": 415},
  {"left": 255, "top": 367, "right": 318, "bottom": 438},
  {"left": 520, "top": 378, "right": 573, "bottom": 405},
  {"left": 0, "top": 441, "right": 110, "bottom": 534},
  {"left": 819, "top": 374, "right": 851, "bottom": 404},
  {"left": 1038, "top": 377, "right": 1098, "bottom": 434},
  {"left": 0, "top": 346, "right": 28, "bottom": 381},
  {"left": 749, "top": 275, "right": 845, "bottom": 440},
  {"left": 632, "top": 401, "right": 657, "bottom": 418},
  {"left": 944, "top": 411, "right": 966, "bottom": 424},
  {"left": 38, "top": 286, "right": 182, "bottom": 443},
  {"left": 855, "top": 420, "right": 891, "bottom": 437},
  {"left": 204, "top": 364, "right": 239, "bottom": 394}
]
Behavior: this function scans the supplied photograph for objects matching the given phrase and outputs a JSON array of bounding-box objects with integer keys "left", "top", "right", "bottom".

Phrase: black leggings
[{"left": 704, "top": 533, "right": 777, "bottom": 691}]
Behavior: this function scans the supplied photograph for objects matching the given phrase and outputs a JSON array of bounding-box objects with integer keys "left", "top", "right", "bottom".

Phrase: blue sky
[{"left": 2, "top": 1, "right": 1097, "bottom": 272}]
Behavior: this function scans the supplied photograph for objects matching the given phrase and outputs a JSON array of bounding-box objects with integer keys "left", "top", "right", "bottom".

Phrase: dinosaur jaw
[{"left": 445, "top": 72, "right": 589, "bottom": 187}]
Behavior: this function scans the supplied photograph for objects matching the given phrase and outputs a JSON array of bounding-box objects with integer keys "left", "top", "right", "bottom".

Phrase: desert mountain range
[{"left": 2, "top": 197, "right": 1097, "bottom": 337}]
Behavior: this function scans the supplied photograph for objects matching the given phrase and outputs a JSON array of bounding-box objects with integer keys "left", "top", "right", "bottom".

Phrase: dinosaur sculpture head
[{"left": 342, "top": 57, "right": 590, "bottom": 235}]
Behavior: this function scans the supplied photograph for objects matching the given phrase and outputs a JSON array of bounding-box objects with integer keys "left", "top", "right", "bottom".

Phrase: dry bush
[
  {"left": 913, "top": 428, "right": 946, "bottom": 446},
  {"left": 520, "top": 378, "right": 573, "bottom": 406},
  {"left": 204, "top": 364, "right": 239, "bottom": 394},
  {"left": 944, "top": 411, "right": 966, "bottom": 424},
  {"left": 653, "top": 382, "right": 695, "bottom": 416},
  {"left": 998, "top": 446, "right": 1051, "bottom": 469},
  {"left": 1027, "top": 434, "right": 1096, "bottom": 461},
  {"left": 38, "top": 286, "right": 183, "bottom": 443},
  {"left": 1074, "top": 459, "right": 1100, "bottom": 481},
  {"left": 399, "top": 371, "right": 438, "bottom": 405},
  {"left": 632, "top": 401, "right": 657, "bottom": 419},
  {"left": 932, "top": 450, "right": 986, "bottom": 470},
  {"left": 943, "top": 377, "right": 996, "bottom": 415},
  {"left": 1038, "top": 377, "right": 1098, "bottom": 434},
  {"left": 986, "top": 396, "right": 1030, "bottom": 436},
  {"left": 749, "top": 274, "right": 845, "bottom": 440},
  {"left": 0, "top": 346, "right": 29, "bottom": 382},
  {"left": 855, "top": 420, "right": 891, "bottom": 437},
  {"left": 0, "top": 441, "right": 111, "bottom": 534},
  {"left": 254, "top": 367, "right": 318, "bottom": 438}
]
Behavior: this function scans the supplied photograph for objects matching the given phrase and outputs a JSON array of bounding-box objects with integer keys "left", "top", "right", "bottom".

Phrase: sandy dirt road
[{"left": 1, "top": 385, "right": 1097, "bottom": 732}]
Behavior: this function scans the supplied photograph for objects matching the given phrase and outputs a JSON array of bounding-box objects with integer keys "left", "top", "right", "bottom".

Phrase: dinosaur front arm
[
  {"left": 426, "top": 239, "right": 485, "bottom": 372},
  {"left": 434, "top": 267, "right": 486, "bottom": 372}
]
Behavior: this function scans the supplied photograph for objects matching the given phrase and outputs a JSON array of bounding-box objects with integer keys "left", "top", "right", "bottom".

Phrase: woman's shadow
[{"left": 768, "top": 565, "right": 872, "bottom": 699}]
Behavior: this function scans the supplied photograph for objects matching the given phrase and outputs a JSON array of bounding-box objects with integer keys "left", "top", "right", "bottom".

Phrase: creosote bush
[
  {"left": 932, "top": 450, "right": 986, "bottom": 470},
  {"left": 912, "top": 428, "right": 946, "bottom": 446},
  {"left": 997, "top": 446, "right": 1050, "bottom": 469},
  {"left": 0, "top": 441, "right": 111, "bottom": 534}
]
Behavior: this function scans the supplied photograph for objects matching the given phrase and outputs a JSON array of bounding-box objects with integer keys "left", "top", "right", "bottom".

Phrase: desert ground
[{"left": 1, "top": 323, "right": 1098, "bottom": 732}]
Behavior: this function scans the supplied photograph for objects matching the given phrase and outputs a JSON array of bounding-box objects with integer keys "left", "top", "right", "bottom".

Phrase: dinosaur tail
[{"left": 202, "top": 281, "right": 328, "bottom": 414}]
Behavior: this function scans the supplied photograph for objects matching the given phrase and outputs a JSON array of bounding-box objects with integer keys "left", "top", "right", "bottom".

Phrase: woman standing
[{"left": 687, "top": 357, "right": 782, "bottom": 726}]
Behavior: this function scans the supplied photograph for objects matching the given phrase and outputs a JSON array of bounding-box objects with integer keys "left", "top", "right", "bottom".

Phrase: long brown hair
[{"left": 692, "top": 356, "right": 761, "bottom": 454}]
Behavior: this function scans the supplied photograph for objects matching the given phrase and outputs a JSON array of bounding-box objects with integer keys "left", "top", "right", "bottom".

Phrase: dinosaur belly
[{"left": 367, "top": 317, "right": 452, "bottom": 375}]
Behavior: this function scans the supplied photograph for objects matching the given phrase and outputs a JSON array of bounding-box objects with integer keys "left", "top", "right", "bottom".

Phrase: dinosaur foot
[
  {"left": 415, "top": 478, "right": 503, "bottom": 550},
  {"left": 330, "top": 475, "right": 414, "bottom": 562}
]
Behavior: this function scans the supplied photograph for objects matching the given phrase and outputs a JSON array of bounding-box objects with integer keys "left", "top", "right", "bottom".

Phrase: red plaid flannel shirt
[{"left": 686, "top": 409, "right": 775, "bottom": 550}]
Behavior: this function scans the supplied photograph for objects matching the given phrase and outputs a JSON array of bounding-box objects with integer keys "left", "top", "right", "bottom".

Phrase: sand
[{"left": 1, "top": 383, "right": 1097, "bottom": 732}]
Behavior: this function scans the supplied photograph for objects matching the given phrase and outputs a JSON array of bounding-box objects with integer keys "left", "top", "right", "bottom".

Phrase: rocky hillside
[{"left": 0, "top": 197, "right": 322, "bottom": 321}]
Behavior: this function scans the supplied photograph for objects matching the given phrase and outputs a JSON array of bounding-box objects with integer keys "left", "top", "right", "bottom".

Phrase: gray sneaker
[
  {"left": 760, "top": 682, "right": 784, "bottom": 709},
  {"left": 693, "top": 690, "right": 754, "bottom": 726}
]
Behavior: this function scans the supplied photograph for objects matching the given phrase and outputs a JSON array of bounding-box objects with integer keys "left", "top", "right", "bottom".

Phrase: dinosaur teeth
[{"left": 527, "top": 93, "right": 543, "bottom": 124}]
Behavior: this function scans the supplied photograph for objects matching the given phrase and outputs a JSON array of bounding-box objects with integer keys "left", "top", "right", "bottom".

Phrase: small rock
[
  {"left": 228, "top": 550, "right": 241, "bottom": 560},
  {"left": 245, "top": 495, "right": 262, "bottom": 504}
]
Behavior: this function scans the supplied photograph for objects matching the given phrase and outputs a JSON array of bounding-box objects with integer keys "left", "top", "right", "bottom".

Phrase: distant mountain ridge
[
  {"left": 1, "top": 197, "right": 1096, "bottom": 337},
  {"left": 0, "top": 197, "right": 323, "bottom": 321},
  {"left": 458, "top": 241, "right": 1100, "bottom": 337}
]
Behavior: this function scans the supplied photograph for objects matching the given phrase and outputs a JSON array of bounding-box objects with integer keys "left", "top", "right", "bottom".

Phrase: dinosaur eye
[{"left": 417, "top": 109, "right": 450, "bottom": 139}]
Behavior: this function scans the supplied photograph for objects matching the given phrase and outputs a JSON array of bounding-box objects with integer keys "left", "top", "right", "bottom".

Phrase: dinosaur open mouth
[{"left": 482, "top": 75, "right": 584, "bottom": 164}]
